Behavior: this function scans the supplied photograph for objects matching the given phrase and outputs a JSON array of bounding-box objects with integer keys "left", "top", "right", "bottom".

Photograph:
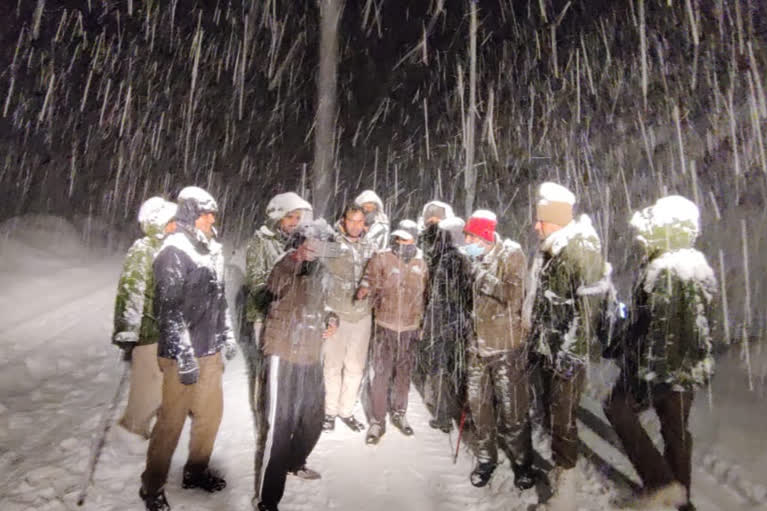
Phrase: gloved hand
[{"left": 177, "top": 350, "right": 200, "bottom": 385}]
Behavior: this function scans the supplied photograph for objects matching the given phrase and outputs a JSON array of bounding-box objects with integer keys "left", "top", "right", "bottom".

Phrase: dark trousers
[
  {"left": 467, "top": 349, "right": 533, "bottom": 466},
  {"left": 539, "top": 365, "right": 586, "bottom": 469},
  {"left": 369, "top": 325, "right": 418, "bottom": 423},
  {"left": 254, "top": 356, "right": 324, "bottom": 508},
  {"left": 604, "top": 378, "right": 693, "bottom": 499}
]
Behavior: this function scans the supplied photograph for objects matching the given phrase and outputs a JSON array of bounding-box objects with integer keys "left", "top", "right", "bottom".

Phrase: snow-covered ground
[{"left": 0, "top": 216, "right": 763, "bottom": 511}]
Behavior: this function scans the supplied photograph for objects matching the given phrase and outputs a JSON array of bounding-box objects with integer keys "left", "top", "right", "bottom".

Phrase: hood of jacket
[{"left": 630, "top": 195, "right": 699, "bottom": 256}]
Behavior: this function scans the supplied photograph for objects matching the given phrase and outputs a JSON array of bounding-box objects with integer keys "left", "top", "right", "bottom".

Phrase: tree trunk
[
  {"left": 313, "top": 0, "right": 342, "bottom": 219},
  {"left": 464, "top": 0, "right": 478, "bottom": 217}
]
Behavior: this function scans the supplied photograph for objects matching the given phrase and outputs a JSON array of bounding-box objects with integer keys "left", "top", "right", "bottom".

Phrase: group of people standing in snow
[{"left": 111, "top": 181, "right": 717, "bottom": 511}]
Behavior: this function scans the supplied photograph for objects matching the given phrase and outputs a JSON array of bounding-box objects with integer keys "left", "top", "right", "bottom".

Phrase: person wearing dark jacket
[
  {"left": 253, "top": 220, "right": 338, "bottom": 511},
  {"left": 419, "top": 217, "right": 473, "bottom": 433},
  {"left": 139, "top": 186, "right": 237, "bottom": 511}
]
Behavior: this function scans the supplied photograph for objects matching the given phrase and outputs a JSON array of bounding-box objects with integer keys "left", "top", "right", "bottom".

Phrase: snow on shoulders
[
  {"left": 644, "top": 248, "right": 716, "bottom": 296},
  {"left": 538, "top": 182, "right": 576, "bottom": 205},
  {"left": 544, "top": 214, "right": 600, "bottom": 256}
]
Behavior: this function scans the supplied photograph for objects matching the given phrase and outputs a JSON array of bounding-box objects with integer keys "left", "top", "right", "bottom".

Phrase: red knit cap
[{"left": 464, "top": 210, "right": 497, "bottom": 242}]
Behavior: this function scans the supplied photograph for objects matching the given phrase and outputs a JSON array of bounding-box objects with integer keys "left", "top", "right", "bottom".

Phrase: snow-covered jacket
[
  {"left": 417, "top": 201, "right": 456, "bottom": 261},
  {"left": 469, "top": 235, "right": 527, "bottom": 356},
  {"left": 153, "top": 225, "right": 234, "bottom": 361},
  {"left": 112, "top": 199, "right": 175, "bottom": 348},
  {"left": 623, "top": 249, "right": 717, "bottom": 390},
  {"left": 244, "top": 225, "right": 287, "bottom": 322},
  {"left": 113, "top": 233, "right": 164, "bottom": 347},
  {"left": 527, "top": 215, "right": 607, "bottom": 375},
  {"left": 355, "top": 190, "right": 390, "bottom": 251},
  {"left": 261, "top": 253, "right": 336, "bottom": 365},
  {"left": 323, "top": 222, "right": 375, "bottom": 322},
  {"left": 360, "top": 249, "right": 429, "bottom": 332}
]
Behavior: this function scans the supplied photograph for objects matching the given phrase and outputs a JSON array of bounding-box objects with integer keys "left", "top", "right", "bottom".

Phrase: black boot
[
  {"left": 139, "top": 488, "right": 171, "bottom": 511},
  {"left": 182, "top": 467, "right": 227, "bottom": 492},
  {"left": 338, "top": 415, "right": 365, "bottom": 432},
  {"left": 512, "top": 462, "right": 537, "bottom": 490},
  {"left": 391, "top": 413, "right": 414, "bottom": 436},
  {"left": 322, "top": 415, "right": 336, "bottom": 431},
  {"left": 366, "top": 422, "right": 385, "bottom": 445},
  {"left": 470, "top": 461, "right": 497, "bottom": 487},
  {"left": 429, "top": 418, "right": 453, "bottom": 433},
  {"left": 256, "top": 502, "right": 279, "bottom": 511}
]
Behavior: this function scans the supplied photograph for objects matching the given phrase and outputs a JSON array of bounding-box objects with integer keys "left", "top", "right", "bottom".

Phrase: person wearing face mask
[
  {"left": 356, "top": 230, "right": 429, "bottom": 444},
  {"left": 140, "top": 186, "right": 237, "bottom": 511},
  {"left": 354, "top": 190, "right": 390, "bottom": 251},
  {"left": 462, "top": 210, "right": 536, "bottom": 491},
  {"left": 416, "top": 200, "right": 455, "bottom": 264}
]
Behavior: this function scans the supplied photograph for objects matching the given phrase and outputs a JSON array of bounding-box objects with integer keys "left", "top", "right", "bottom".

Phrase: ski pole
[
  {"left": 77, "top": 355, "right": 131, "bottom": 506},
  {"left": 453, "top": 407, "right": 467, "bottom": 464}
]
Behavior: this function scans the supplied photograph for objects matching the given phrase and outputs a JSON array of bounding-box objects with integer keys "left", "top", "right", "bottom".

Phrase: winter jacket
[
  {"left": 623, "top": 249, "right": 717, "bottom": 390},
  {"left": 417, "top": 201, "right": 456, "bottom": 261},
  {"left": 244, "top": 226, "right": 287, "bottom": 322},
  {"left": 260, "top": 253, "right": 336, "bottom": 365},
  {"left": 360, "top": 249, "right": 429, "bottom": 332},
  {"left": 323, "top": 223, "right": 375, "bottom": 322},
  {"left": 153, "top": 226, "right": 235, "bottom": 361},
  {"left": 469, "top": 235, "right": 527, "bottom": 357},
  {"left": 528, "top": 215, "right": 607, "bottom": 374},
  {"left": 355, "top": 190, "right": 390, "bottom": 251}
]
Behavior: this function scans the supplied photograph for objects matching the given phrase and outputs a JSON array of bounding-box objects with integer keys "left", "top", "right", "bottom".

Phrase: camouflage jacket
[
  {"left": 112, "top": 233, "right": 164, "bottom": 346},
  {"left": 625, "top": 248, "right": 717, "bottom": 390},
  {"left": 244, "top": 226, "right": 287, "bottom": 322},
  {"left": 469, "top": 236, "right": 527, "bottom": 357},
  {"left": 323, "top": 224, "right": 375, "bottom": 322},
  {"left": 528, "top": 215, "right": 607, "bottom": 375}
]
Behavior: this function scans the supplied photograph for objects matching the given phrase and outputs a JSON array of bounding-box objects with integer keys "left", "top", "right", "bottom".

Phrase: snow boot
[
  {"left": 633, "top": 482, "right": 687, "bottom": 510},
  {"left": 338, "top": 414, "right": 365, "bottom": 432},
  {"left": 289, "top": 465, "right": 322, "bottom": 480},
  {"left": 429, "top": 418, "right": 453, "bottom": 433},
  {"left": 254, "top": 501, "right": 279, "bottom": 511},
  {"left": 322, "top": 415, "right": 336, "bottom": 431},
  {"left": 182, "top": 467, "right": 227, "bottom": 492},
  {"left": 512, "top": 462, "right": 537, "bottom": 490},
  {"left": 366, "top": 422, "right": 385, "bottom": 445},
  {"left": 677, "top": 503, "right": 696, "bottom": 511},
  {"left": 390, "top": 413, "right": 414, "bottom": 436},
  {"left": 470, "top": 461, "right": 497, "bottom": 487},
  {"left": 139, "top": 488, "right": 170, "bottom": 511},
  {"left": 541, "top": 467, "right": 577, "bottom": 511}
]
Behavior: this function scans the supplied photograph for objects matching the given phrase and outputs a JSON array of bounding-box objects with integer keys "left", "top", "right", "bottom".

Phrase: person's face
[
  {"left": 425, "top": 216, "right": 442, "bottom": 227},
  {"left": 361, "top": 202, "right": 378, "bottom": 214},
  {"left": 396, "top": 237, "right": 415, "bottom": 246},
  {"left": 534, "top": 220, "right": 562, "bottom": 240},
  {"left": 343, "top": 210, "right": 366, "bottom": 239},
  {"left": 164, "top": 220, "right": 177, "bottom": 234},
  {"left": 279, "top": 210, "right": 303, "bottom": 234},
  {"left": 464, "top": 233, "right": 492, "bottom": 253},
  {"left": 195, "top": 212, "right": 216, "bottom": 237}
]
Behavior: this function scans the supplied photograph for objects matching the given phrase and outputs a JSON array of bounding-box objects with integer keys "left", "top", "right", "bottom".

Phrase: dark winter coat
[
  {"left": 622, "top": 248, "right": 717, "bottom": 391},
  {"left": 261, "top": 252, "right": 336, "bottom": 365},
  {"left": 153, "top": 226, "right": 234, "bottom": 361}
]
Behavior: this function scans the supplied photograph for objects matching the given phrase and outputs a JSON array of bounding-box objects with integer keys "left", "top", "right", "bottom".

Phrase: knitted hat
[
  {"left": 464, "top": 210, "right": 497, "bottom": 243},
  {"left": 536, "top": 182, "right": 575, "bottom": 227}
]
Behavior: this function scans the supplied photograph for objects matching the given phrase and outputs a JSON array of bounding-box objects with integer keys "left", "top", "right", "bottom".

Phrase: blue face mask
[{"left": 462, "top": 243, "right": 485, "bottom": 259}]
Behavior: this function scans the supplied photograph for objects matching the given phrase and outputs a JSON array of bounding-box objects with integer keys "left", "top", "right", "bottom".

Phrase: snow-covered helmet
[
  {"left": 138, "top": 197, "right": 177, "bottom": 235},
  {"left": 630, "top": 195, "right": 700, "bottom": 254},
  {"left": 175, "top": 186, "right": 218, "bottom": 227},
  {"left": 265, "top": 192, "right": 313, "bottom": 229}
]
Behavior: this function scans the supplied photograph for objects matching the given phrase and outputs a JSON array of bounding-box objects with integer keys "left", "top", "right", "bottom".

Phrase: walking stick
[
  {"left": 453, "top": 407, "right": 467, "bottom": 464},
  {"left": 77, "top": 356, "right": 131, "bottom": 506}
]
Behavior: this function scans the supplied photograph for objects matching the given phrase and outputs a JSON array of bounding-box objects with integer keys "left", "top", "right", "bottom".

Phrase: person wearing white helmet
[
  {"left": 140, "top": 186, "right": 237, "bottom": 511},
  {"left": 113, "top": 196, "right": 177, "bottom": 439}
]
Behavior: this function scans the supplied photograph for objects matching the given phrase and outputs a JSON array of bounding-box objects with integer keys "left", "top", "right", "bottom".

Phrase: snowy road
[{"left": 0, "top": 227, "right": 763, "bottom": 511}]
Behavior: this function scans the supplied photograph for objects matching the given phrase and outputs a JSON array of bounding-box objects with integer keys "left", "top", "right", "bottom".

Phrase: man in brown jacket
[
  {"left": 462, "top": 210, "right": 536, "bottom": 490},
  {"left": 253, "top": 221, "right": 338, "bottom": 511},
  {"left": 356, "top": 229, "right": 428, "bottom": 444}
]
